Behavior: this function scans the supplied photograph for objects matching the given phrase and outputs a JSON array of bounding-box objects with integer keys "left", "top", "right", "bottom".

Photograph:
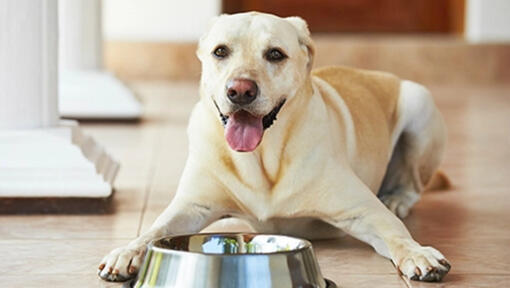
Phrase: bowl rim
[{"left": 148, "top": 232, "right": 314, "bottom": 256}]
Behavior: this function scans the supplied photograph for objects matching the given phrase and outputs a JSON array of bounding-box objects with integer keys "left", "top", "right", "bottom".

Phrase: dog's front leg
[
  {"left": 98, "top": 158, "right": 232, "bottom": 281},
  {"left": 315, "top": 175, "right": 451, "bottom": 282}
]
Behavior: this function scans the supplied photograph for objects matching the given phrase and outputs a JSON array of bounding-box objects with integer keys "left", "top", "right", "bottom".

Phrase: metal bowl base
[{"left": 124, "top": 278, "right": 338, "bottom": 288}]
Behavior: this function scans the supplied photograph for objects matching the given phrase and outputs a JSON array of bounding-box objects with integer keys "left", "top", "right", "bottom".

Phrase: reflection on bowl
[{"left": 128, "top": 233, "right": 336, "bottom": 288}]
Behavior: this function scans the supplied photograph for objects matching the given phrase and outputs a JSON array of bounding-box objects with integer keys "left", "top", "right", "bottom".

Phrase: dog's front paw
[
  {"left": 98, "top": 245, "right": 146, "bottom": 282},
  {"left": 398, "top": 245, "right": 451, "bottom": 282}
]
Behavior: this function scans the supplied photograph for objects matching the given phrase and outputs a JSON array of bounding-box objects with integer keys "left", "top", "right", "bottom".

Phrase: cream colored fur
[{"left": 99, "top": 12, "right": 450, "bottom": 283}]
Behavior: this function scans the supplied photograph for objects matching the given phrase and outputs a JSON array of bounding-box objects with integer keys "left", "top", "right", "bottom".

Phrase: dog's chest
[
  {"left": 221, "top": 130, "right": 341, "bottom": 221},
  {"left": 224, "top": 152, "right": 325, "bottom": 221}
]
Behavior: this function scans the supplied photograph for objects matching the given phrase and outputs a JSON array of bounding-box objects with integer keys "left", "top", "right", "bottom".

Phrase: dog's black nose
[{"left": 226, "top": 78, "right": 258, "bottom": 105}]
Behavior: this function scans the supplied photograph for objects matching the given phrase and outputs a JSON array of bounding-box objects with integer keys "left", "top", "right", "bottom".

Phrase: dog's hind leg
[{"left": 378, "top": 80, "right": 447, "bottom": 218}]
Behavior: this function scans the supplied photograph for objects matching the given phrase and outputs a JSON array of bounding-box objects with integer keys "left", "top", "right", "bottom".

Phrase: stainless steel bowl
[{"left": 127, "top": 233, "right": 336, "bottom": 288}]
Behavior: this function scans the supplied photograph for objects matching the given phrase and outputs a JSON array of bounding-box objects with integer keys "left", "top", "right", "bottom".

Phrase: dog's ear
[
  {"left": 196, "top": 15, "right": 225, "bottom": 61},
  {"left": 286, "top": 16, "right": 315, "bottom": 71}
]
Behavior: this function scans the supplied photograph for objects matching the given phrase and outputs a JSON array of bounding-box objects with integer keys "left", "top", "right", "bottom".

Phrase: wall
[
  {"left": 102, "top": 0, "right": 510, "bottom": 83},
  {"left": 465, "top": 0, "right": 510, "bottom": 42},
  {"left": 102, "top": 0, "right": 221, "bottom": 41},
  {"left": 103, "top": 0, "right": 510, "bottom": 43}
]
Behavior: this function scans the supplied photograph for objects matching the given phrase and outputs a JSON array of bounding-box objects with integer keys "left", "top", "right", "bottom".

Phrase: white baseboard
[
  {"left": 59, "top": 70, "right": 142, "bottom": 119},
  {"left": 0, "top": 120, "right": 119, "bottom": 197}
]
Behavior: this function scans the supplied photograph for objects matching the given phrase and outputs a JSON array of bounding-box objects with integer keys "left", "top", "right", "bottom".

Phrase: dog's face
[{"left": 197, "top": 12, "right": 314, "bottom": 152}]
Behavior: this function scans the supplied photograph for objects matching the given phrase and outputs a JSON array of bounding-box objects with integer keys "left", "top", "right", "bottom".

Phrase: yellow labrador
[{"left": 99, "top": 12, "right": 450, "bottom": 282}]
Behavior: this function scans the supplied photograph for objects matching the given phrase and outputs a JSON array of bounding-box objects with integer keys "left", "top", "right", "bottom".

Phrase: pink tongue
[{"left": 225, "top": 110, "right": 264, "bottom": 152}]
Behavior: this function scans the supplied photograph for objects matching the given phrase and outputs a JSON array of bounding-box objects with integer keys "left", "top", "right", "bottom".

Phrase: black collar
[{"left": 213, "top": 99, "right": 286, "bottom": 130}]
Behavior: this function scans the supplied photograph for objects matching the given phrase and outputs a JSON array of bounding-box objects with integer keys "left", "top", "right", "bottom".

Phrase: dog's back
[{"left": 312, "top": 66, "right": 402, "bottom": 192}]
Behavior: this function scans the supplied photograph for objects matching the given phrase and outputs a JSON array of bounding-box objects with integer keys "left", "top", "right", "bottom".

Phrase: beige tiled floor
[{"left": 1, "top": 81, "right": 509, "bottom": 287}]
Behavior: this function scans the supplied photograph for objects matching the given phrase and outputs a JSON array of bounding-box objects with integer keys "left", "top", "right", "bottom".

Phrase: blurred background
[{"left": 103, "top": 0, "right": 510, "bottom": 85}]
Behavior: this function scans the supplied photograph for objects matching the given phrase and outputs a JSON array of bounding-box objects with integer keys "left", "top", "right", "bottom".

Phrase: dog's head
[{"left": 197, "top": 12, "right": 314, "bottom": 152}]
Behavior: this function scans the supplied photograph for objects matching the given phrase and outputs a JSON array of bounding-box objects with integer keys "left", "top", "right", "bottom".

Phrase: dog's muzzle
[
  {"left": 213, "top": 99, "right": 286, "bottom": 152},
  {"left": 214, "top": 99, "right": 286, "bottom": 130}
]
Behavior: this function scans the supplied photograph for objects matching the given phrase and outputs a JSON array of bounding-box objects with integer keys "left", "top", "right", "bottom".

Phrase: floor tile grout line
[
  {"left": 136, "top": 126, "right": 165, "bottom": 237},
  {"left": 400, "top": 274, "right": 413, "bottom": 288}
]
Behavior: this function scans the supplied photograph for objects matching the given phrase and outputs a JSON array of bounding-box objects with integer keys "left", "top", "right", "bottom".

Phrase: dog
[{"left": 99, "top": 12, "right": 450, "bottom": 283}]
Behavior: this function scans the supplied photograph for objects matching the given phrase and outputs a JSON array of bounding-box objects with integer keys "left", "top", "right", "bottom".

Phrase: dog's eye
[
  {"left": 265, "top": 48, "right": 287, "bottom": 62},
  {"left": 213, "top": 45, "right": 229, "bottom": 59}
]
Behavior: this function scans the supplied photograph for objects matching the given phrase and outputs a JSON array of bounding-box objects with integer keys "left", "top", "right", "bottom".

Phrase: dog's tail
[{"left": 425, "top": 170, "right": 451, "bottom": 191}]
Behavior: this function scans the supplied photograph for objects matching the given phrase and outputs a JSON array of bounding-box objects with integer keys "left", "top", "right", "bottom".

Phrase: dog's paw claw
[
  {"left": 98, "top": 246, "right": 146, "bottom": 282},
  {"left": 439, "top": 258, "right": 451, "bottom": 270},
  {"left": 414, "top": 267, "right": 422, "bottom": 276},
  {"left": 399, "top": 246, "right": 450, "bottom": 282},
  {"left": 128, "top": 266, "right": 138, "bottom": 275}
]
